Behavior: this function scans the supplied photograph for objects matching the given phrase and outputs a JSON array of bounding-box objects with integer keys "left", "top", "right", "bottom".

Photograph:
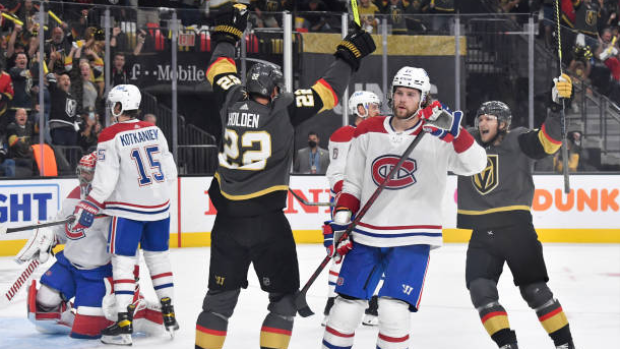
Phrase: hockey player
[
  {"left": 457, "top": 74, "right": 577, "bottom": 349},
  {"left": 321, "top": 66, "right": 487, "bottom": 349},
  {"left": 323, "top": 90, "right": 381, "bottom": 327},
  {"left": 15, "top": 152, "right": 163, "bottom": 339},
  {"left": 195, "top": 2, "right": 375, "bottom": 349},
  {"left": 69, "top": 84, "right": 179, "bottom": 345}
]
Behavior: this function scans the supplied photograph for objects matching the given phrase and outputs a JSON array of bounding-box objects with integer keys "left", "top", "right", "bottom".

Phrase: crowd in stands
[{"left": 0, "top": 0, "right": 616, "bottom": 177}]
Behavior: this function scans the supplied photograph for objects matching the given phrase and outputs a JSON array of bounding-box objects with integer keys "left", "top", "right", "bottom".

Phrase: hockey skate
[
  {"left": 101, "top": 304, "right": 136, "bottom": 346},
  {"left": 321, "top": 297, "right": 335, "bottom": 327},
  {"left": 362, "top": 296, "right": 378, "bottom": 327},
  {"left": 160, "top": 297, "right": 179, "bottom": 337}
]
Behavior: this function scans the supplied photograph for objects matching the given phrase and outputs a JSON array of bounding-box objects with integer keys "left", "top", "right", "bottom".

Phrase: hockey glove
[
  {"left": 334, "top": 30, "right": 376, "bottom": 72},
  {"left": 552, "top": 73, "right": 572, "bottom": 105},
  {"left": 15, "top": 227, "right": 57, "bottom": 264},
  {"left": 211, "top": 2, "right": 249, "bottom": 45},
  {"left": 422, "top": 110, "right": 463, "bottom": 143},
  {"left": 322, "top": 221, "right": 353, "bottom": 263},
  {"left": 70, "top": 197, "right": 101, "bottom": 236}
]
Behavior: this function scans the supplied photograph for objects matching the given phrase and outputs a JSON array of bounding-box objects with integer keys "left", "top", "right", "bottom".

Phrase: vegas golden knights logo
[
  {"left": 586, "top": 10, "right": 597, "bottom": 26},
  {"left": 472, "top": 155, "right": 498, "bottom": 195}
]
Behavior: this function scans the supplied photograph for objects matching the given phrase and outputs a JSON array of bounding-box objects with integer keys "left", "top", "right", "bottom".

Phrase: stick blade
[{"left": 294, "top": 290, "right": 314, "bottom": 318}]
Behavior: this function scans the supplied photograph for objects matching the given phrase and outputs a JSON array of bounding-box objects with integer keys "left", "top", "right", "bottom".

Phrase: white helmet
[
  {"left": 391, "top": 66, "right": 431, "bottom": 114},
  {"left": 348, "top": 90, "right": 381, "bottom": 118},
  {"left": 107, "top": 84, "right": 141, "bottom": 119}
]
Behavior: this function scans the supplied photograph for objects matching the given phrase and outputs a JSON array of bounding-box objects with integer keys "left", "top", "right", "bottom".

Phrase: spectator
[
  {"left": 251, "top": 0, "right": 283, "bottom": 28},
  {"left": 428, "top": 0, "right": 455, "bottom": 33},
  {"left": 383, "top": 0, "right": 408, "bottom": 35},
  {"left": 0, "top": 59, "right": 14, "bottom": 135},
  {"left": 300, "top": 0, "right": 334, "bottom": 32},
  {"left": 595, "top": 27, "right": 620, "bottom": 81},
  {"left": 294, "top": 131, "right": 329, "bottom": 174},
  {"left": 44, "top": 26, "right": 72, "bottom": 75},
  {"left": 358, "top": 0, "right": 381, "bottom": 33},
  {"left": 110, "top": 29, "right": 146, "bottom": 86},
  {"left": 78, "top": 60, "right": 99, "bottom": 113},
  {"left": 554, "top": 131, "right": 583, "bottom": 172},
  {"left": 9, "top": 52, "right": 35, "bottom": 116},
  {"left": 47, "top": 72, "right": 78, "bottom": 146},
  {"left": 143, "top": 113, "right": 157, "bottom": 125},
  {"left": 406, "top": 0, "right": 430, "bottom": 34},
  {"left": 574, "top": 0, "right": 601, "bottom": 38},
  {"left": 1, "top": 108, "right": 37, "bottom": 177},
  {"left": 78, "top": 111, "right": 101, "bottom": 152}
]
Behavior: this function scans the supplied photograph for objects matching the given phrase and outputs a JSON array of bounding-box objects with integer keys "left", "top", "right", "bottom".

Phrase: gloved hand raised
[
  {"left": 211, "top": 1, "right": 249, "bottom": 45},
  {"left": 552, "top": 73, "right": 572, "bottom": 105},
  {"left": 335, "top": 30, "right": 376, "bottom": 71}
]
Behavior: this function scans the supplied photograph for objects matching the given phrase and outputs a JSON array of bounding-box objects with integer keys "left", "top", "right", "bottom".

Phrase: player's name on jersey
[
  {"left": 227, "top": 111, "right": 260, "bottom": 128},
  {"left": 119, "top": 128, "right": 159, "bottom": 147}
]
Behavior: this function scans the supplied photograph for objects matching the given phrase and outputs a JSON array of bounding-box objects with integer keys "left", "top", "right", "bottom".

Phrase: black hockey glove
[
  {"left": 334, "top": 30, "right": 376, "bottom": 72},
  {"left": 211, "top": 2, "right": 249, "bottom": 45}
]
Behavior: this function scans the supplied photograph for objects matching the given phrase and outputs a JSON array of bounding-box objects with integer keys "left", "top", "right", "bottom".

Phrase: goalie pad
[{"left": 27, "top": 280, "right": 73, "bottom": 335}]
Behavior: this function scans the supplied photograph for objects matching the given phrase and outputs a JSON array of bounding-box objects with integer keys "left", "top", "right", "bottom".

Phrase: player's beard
[{"left": 393, "top": 104, "right": 418, "bottom": 120}]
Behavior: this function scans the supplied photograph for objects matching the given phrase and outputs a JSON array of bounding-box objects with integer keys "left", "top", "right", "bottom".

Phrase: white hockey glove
[
  {"left": 15, "top": 228, "right": 57, "bottom": 264},
  {"left": 552, "top": 73, "right": 572, "bottom": 105}
]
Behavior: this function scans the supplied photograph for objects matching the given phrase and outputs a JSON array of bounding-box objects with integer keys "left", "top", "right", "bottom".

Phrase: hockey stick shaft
[
  {"left": 555, "top": 0, "right": 570, "bottom": 193},
  {"left": 1, "top": 218, "right": 73, "bottom": 235},
  {"left": 350, "top": 0, "right": 361, "bottom": 29},
  {"left": 295, "top": 132, "right": 426, "bottom": 317},
  {"left": 0, "top": 259, "right": 40, "bottom": 307},
  {"left": 288, "top": 188, "right": 334, "bottom": 207}
]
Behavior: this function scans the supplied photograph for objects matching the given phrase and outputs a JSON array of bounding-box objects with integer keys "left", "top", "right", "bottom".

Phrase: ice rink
[{"left": 0, "top": 243, "right": 618, "bottom": 349}]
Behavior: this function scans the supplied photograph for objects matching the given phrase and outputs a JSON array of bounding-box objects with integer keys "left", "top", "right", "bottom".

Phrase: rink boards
[{"left": 0, "top": 175, "right": 619, "bottom": 255}]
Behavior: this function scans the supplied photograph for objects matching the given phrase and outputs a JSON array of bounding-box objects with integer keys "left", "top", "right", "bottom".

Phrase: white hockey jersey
[
  {"left": 326, "top": 125, "right": 356, "bottom": 194},
  {"left": 89, "top": 119, "right": 177, "bottom": 221},
  {"left": 52, "top": 186, "right": 111, "bottom": 270},
  {"left": 337, "top": 116, "right": 486, "bottom": 248}
]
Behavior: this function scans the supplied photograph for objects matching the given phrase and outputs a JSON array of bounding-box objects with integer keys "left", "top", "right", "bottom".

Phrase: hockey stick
[
  {"left": 288, "top": 188, "right": 334, "bottom": 207},
  {"left": 0, "top": 259, "right": 40, "bottom": 307},
  {"left": 295, "top": 131, "right": 426, "bottom": 317},
  {"left": 0, "top": 218, "right": 73, "bottom": 235},
  {"left": 554, "top": 0, "right": 570, "bottom": 194},
  {"left": 350, "top": 0, "right": 361, "bottom": 29}
]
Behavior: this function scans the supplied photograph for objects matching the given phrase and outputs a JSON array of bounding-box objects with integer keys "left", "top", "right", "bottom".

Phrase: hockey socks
[
  {"left": 260, "top": 312, "right": 293, "bottom": 349},
  {"left": 477, "top": 302, "right": 518, "bottom": 347},
  {"left": 535, "top": 299, "right": 573, "bottom": 347},
  {"left": 196, "top": 312, "right": 228, "bottom": 349},
  {"left": 322, "top": 297, "right": 366, "bottom": 349}
]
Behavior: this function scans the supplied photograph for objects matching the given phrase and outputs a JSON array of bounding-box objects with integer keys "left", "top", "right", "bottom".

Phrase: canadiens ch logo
[
  {"left": 371, "top": 155, "right": 417, "bottom": 189},
  {"left": 472, "top": 154, "right": 499, "bottom": 195}
]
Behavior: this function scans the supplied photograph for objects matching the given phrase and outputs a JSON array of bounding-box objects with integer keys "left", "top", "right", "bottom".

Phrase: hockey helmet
[
  {"left": 391, "top": 67, "right": 431, "bottom": 111},
  {"left": 76, "top": 151, "right": 97, "bottom": 186},
  {"left": 349, "top": 90, "right": 381, "bottom": 118},
  {"left": 475, "top": 100, "right": 512, "bottom": 131},
  {"left": 107, "top": 84, "right": 141, "bottom": 119},
  {"left": 246, "top": 63, "right": 284, "bottom": 98}
]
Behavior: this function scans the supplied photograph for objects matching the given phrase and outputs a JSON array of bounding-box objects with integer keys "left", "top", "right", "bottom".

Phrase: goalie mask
[
  {"left": 349, "top": 91, "right": 381, "bottom": 119},
  {"left": 77, "top": 151, "right": 97, "bottom": 187},
  {"left": 107, "top": 84, "right": 141, "bottom": 121},
  {"left": 246, "top": 63, "right": 284, "bottom": 99},
  {"left": 390, "top": 66, "right": 431, "bottom": 119}
]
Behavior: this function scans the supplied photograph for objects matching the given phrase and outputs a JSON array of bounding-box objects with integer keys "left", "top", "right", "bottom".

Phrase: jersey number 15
[{"left": 131, "top": 145, "right": 165, "bottom": 186}]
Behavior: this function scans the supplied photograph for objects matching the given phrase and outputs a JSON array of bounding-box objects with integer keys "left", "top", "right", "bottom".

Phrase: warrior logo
[
  {"left": 472, "top": 154, "right": 499, "bottom": 195},
  {"left": 371, "top": 155, "right": 417, "bottom": 189}
]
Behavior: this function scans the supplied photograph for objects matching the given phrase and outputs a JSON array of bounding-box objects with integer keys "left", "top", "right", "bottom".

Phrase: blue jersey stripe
[{"left": 106, "top": 205, "right": 170, "bottom": 215}]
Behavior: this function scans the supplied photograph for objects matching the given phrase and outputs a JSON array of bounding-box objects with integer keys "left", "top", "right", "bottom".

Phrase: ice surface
[{"left": 0, "top": 243, "right": 618, "bottom": 349}]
